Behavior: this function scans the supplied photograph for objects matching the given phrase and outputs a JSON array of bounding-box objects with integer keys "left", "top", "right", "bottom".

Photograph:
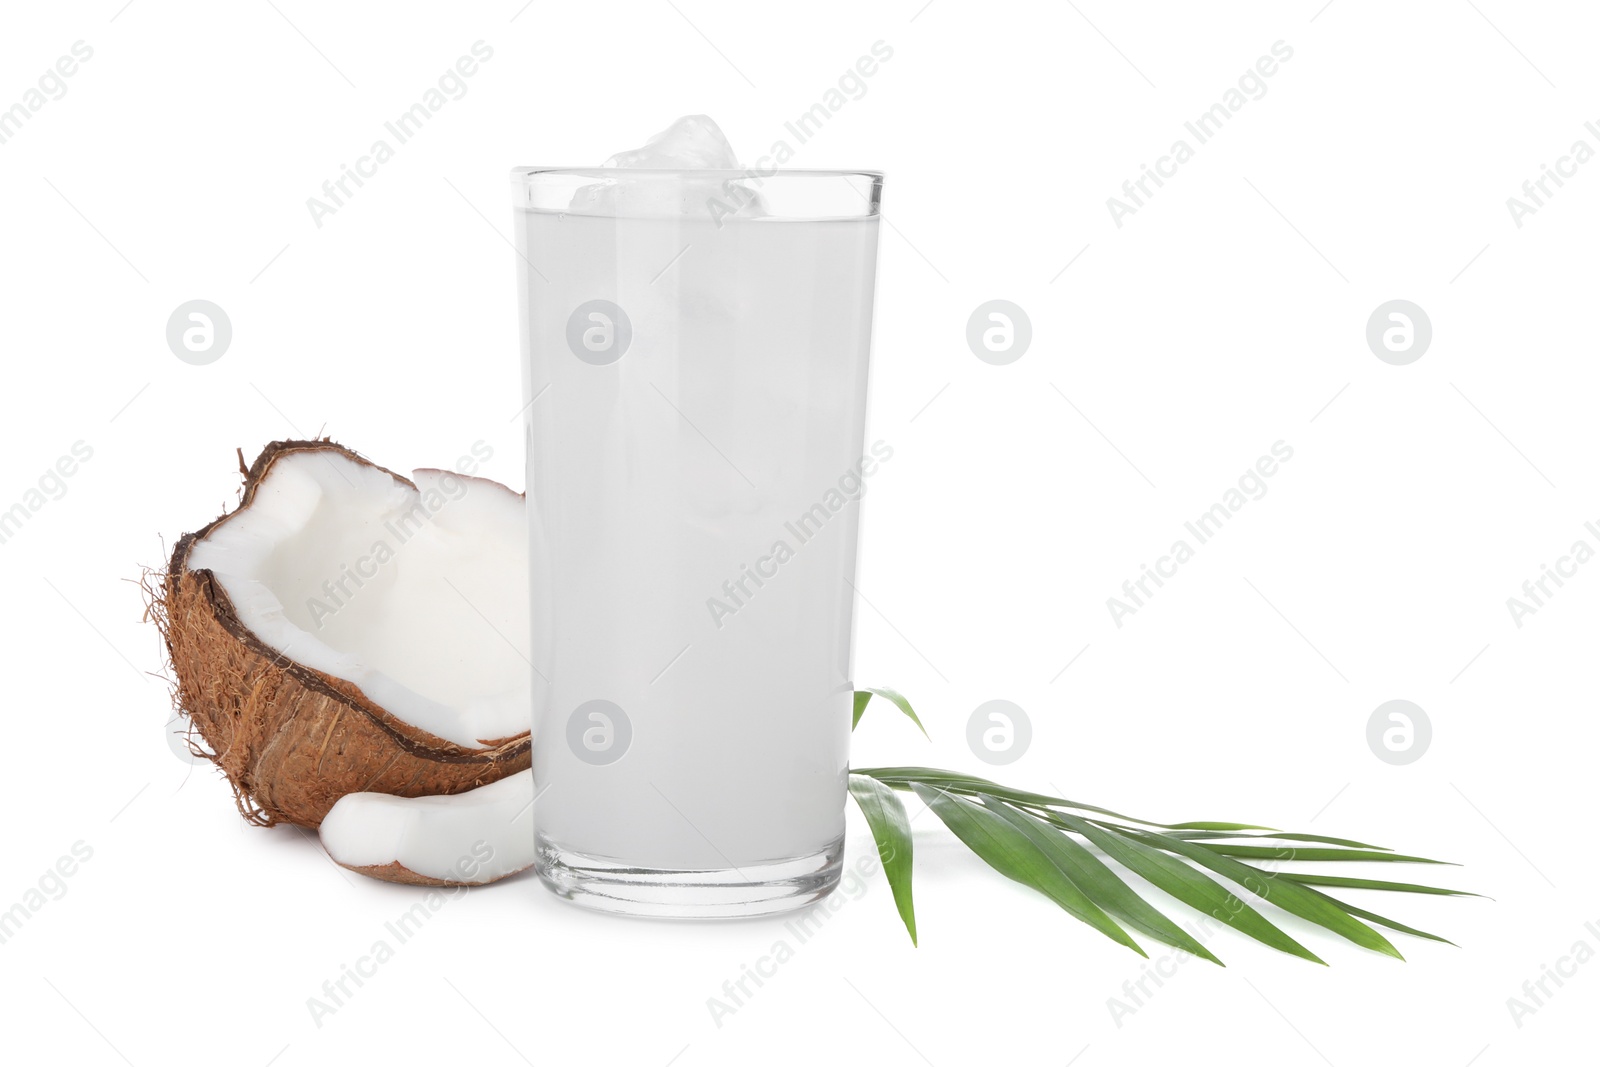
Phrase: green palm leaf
[
  {"left": 980, "top": 798, "right": 1222, "bottom": 965},
  {"left": 1173, "top": 843, "right": 1452, "bottom": 865},
  {"left": 1116, "top": 828, "right": 1404, "bottom": 959},
  {"left": 1166, "top": 830, "right": 1391, "bottom": 850},
  {"left": 1275, "top": 874, "right": 1483, "bottom": 897},
  {"left": 1296, "top": 890, "right": 1456, "bottom": 946},
  {"left": 911, "top": 783, "right": 1145, "bottom": 957},
  {"left": 861, "top": 766, "right": 1195, "bottom": 829},
  {"left": 1045, "top": 808, "right": 1326, "bottom": 964},
  {"left": 852, "top": 691, "right": 872, "bottom": 729},
  {"left": 848, "top": 774, "right": 918, "bottom": 945},
  {"left": 847, "top": 690, "right": 1474, "bottom": 963},
  {"left": 852, "top": 688, "right": 928, "bottom": 737}
]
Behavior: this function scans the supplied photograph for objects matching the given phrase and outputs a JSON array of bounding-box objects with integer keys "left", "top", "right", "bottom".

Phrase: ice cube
[
  {"left": 604, "top": 115, "right": 739, "bottom": 170},
  {"left": 567, "top": 115, "right": 767, "bottom": 220}
]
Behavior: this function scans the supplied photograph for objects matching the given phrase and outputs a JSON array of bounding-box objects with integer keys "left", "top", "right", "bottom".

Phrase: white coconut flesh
[
  {"left": 184, "top": 450, "right": 531, "bottom": 749},
  {"left": 320, "top": 770, "right": 536, "bottom": 883}
]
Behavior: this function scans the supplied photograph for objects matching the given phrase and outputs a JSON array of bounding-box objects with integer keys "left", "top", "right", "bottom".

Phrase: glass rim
[
  {"left": 511, "top": 167, "right": 882, "bottom": 220},
  {"left": 511, "top": 166, "right": 884, "bottom": 181}
]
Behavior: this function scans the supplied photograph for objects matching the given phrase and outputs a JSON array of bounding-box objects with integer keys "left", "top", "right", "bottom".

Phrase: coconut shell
[
  {"left": 335, "top": 860, "right": 534, "bottom": 888},
  {"left": 149, "top": 439, "right": 530, "bottom": 829}
]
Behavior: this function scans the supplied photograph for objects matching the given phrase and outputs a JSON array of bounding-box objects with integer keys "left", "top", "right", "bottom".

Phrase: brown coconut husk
[{"left": 147, "top": 439, "right": 530, "bottom": 829}]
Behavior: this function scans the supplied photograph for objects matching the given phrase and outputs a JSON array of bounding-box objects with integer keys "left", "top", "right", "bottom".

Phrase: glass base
[{"left": 535, "top": 832, "right": 844, "bottom": 919}]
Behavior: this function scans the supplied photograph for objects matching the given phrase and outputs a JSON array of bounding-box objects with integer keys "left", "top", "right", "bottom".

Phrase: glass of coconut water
[{"left": 512, "top": 122, "right": 883, "bottom": 917}]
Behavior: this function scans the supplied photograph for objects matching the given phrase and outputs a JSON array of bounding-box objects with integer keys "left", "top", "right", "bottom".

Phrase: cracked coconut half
[{"left": 152, "top": 440, "right": 536, "bottom": 884}]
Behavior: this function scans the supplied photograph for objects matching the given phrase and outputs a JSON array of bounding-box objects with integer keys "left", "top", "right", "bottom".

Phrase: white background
[{"left": 1, "top": 1, "right": 1596, "bottom": 1064}]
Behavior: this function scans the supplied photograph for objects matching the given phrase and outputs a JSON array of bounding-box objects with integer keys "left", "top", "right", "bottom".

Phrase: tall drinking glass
[{"left": 512, "top": 168, "right": 884, "bottom": 917}]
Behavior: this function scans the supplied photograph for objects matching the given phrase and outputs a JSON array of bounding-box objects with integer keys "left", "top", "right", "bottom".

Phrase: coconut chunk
[{"left": 320, "top": 769, "right": 536, "bottom": 886}]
